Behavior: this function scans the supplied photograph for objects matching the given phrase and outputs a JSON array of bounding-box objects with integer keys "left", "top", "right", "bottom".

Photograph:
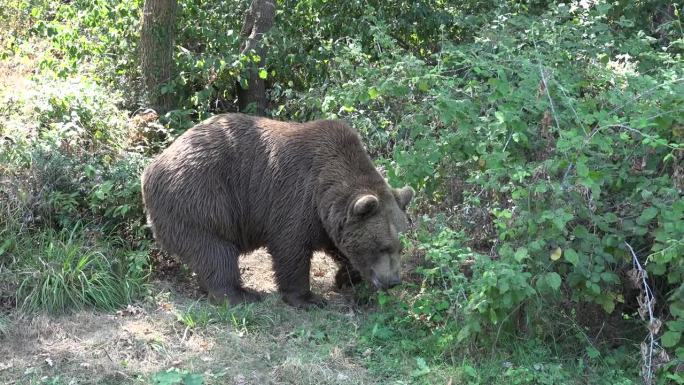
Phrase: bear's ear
[
  {"left": 352, "top": 194, "right": 379, "bottom": 217},
  {"left": 394, "top": 186, "right": 414, "bottom": 211}
]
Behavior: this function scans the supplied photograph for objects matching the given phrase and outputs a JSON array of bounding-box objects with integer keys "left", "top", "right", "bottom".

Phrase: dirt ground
[{"left": 0, "top": 251, "right": 377, "bottom": 385}]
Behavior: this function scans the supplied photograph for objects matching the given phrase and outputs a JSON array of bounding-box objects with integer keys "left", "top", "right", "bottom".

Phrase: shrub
[
  {"left": 301, "top": 2, "right": 684, "bottom": 379},
  {"left": 0, "top": 76, "right": 152, "bottom": 313},
  {"left": 1, "top": 77, "right": 150, "bottom": 231}
]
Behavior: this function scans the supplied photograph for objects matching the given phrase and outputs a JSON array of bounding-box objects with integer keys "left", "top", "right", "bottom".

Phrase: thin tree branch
[{"left": 625, "top": 241, "right": 656, "bottom": 385}]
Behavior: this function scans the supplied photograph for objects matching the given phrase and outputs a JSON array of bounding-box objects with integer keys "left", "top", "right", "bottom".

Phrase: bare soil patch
[{"left": 0, "top": 251, "right": 374, "bottom": 385}]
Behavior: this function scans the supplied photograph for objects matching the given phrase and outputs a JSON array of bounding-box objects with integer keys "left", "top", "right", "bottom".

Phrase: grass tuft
[{"left": 16, "top": 226, "right": 148, "bottom": 313}]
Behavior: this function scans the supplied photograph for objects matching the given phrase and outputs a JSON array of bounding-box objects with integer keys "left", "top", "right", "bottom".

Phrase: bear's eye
[{"left": 379, "top": 246, "right": 392, "bottom": 254}]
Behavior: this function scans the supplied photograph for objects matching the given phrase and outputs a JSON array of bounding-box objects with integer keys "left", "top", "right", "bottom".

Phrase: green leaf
[
  {"left": 514, "top": 247, "right": 528, "bottom": 262},
  {"left": 677, "top": 347, "right": 684, "bottom": 360},
  {"left": 368, "top": 87, "right": 379, "bottom": 99},
  {"left": 435, "top": 300, "right": 449, "bottom": 311},
  {"left": 498, "top": 280, "right": 510, "bottom": 294},
  {"left": 456, "top": 326, "right": 471, "bottom": 342},
  {"left": 182, "top": 374, "right": 204, "bottom": 385},
  {"left": 601, "top": 299, "right": 615, "bottom": 313},
  {"left": 153, "top": 371, "right": 183, "bottom": 385},
  {"left": 258, "top": 69, "right": 268, "bottom": 79},
  {"left": 545, "top": 272, "right": 562, "bottom": 291},
  {"left": 435, "top": 97, "right": 460, "bottom": 125},
  {"left": 636, "top": 207, "right": 658, "bottom": 226},
  {"left": 495, "top": 111, "right": 505, "bottom": 124},
  {"left": 85, "top": 164, "right": 96, "bottom": 178},
  {"left": 576, "top": 159, "right": 589, "bottom": 179},
  {"left": 564, "top": 248, "right": 579, "bottom": 266},
  {"left": 662, "top": 331, "right": 682, "bottom": 348},
  {"left": 641, "top": 189, "right": 653, "bottom": 200},
  {"left": 377, "top": 291, "right": 390, "bottom": 306},
  {"left": 649, "top": 263, "right": 666, "bottom": 276},
  {"left": 596, "top": 293, "right": 616, "bottom": 313},
  {"left": 586, "top": 346, "right": 601, "bottom": 359},
  {"left": 418, "top": 80, "right": 429, "bottom": 92},
  {"left": 0, "top": 238, "right": 12, "bottom": 256},
  {"left": 411, "top": 357, "right": 430, "bottom": 377},
  {"left": 462, "top": 364, "right": 477, "bottom": 378},
  {"left": 667, "top": 320, "right": 684, "bottom": 332},
  {"left": 672, "top": 302, "right": 684, "bottom": 318}
]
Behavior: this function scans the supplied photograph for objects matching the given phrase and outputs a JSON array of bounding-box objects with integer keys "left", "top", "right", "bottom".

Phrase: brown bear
[{"left": 141, "top": 113, "right": 413, "bottom": 307}]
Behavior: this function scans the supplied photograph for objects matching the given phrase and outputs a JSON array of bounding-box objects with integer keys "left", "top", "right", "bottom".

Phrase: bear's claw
[
  {"left": 209, "top": 288, "right": 262, "bottom": 306},
  {"left": 282, "top": 291, "right": 327, "bottom": 308}
]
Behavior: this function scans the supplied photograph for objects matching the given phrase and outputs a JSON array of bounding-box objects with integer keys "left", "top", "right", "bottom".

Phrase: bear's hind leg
[{"left": 182, "top": 232, "right": 261, "bottom": 305}]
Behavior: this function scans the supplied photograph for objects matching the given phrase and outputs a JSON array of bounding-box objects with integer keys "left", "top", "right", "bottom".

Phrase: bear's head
[{"left": 336, "top": 186, "right": 414, "bottom": 290}]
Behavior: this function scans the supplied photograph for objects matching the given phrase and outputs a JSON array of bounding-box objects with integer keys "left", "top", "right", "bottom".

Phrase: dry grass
[
  {"left": 0, "top": 38, "right": 47, "bottom": 94},
  {"left": 0, "top": 55, "right": 31, "bottom": 93},
  {"left": 0, "top": 252, "right": 376, "bottom": 385}
]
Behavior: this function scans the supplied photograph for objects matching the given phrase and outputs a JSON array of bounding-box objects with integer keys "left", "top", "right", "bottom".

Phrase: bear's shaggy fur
[{"left": 141, "top": 113, "right": 413, "bottom": 307}]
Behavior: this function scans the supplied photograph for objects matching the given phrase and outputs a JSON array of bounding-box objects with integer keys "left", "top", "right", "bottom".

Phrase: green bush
[
  {"left": 30, "top": 0, "right": 143, "bottom": 95},
  {"left": 296, "top": 1, "right": 684, "bottom": 379},
  {"left": 1, "top": 76, "right": 152, "bottom": 313},
  {"left": 17, "top": 0, "right": 249, "bottom": 125},
  {"left": 1, "top": 78, "right": 149, "bottom": 232}
]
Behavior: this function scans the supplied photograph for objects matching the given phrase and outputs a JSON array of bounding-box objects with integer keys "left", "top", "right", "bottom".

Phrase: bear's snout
[
  {"left": 371, "top": 270, "right": 402, "bottom": 290},
  {"left": 386, "top": 274, "right": 402, "bottom": 289},
  {"left": 370, "top": 253, "right": 402, "bottom": 290}
]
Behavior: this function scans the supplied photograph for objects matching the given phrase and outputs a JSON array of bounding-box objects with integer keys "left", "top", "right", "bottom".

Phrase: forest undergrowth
[{"left": 1, "top": 1, "right": 682, "bottom": 384}]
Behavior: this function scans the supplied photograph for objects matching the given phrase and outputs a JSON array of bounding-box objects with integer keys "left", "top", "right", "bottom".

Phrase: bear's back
[{"left": 141, "top": 113, "right": 367, "bottom": 253}]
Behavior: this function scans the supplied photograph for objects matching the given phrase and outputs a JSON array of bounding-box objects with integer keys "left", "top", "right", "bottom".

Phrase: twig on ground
[{"left": 102, "top": 347, "right": 114, "bottom": 362}]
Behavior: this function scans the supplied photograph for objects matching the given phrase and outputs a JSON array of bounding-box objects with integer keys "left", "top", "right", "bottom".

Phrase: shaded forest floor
[{"left": 0, "top": 251, "right": 381, "bottom": 385}]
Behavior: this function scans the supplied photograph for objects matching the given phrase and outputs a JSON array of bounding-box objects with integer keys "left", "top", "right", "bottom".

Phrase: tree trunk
[
  {"left": 237, "top": 0, "right": 276, "bottom": 115},
  {"left": 140, "top": 0, "right": 178, "bottom": 115}
]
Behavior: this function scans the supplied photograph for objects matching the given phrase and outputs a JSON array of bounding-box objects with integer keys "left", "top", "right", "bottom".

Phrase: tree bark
[
  {"left": 140, "top": 0, "right": 178, "bottom": 115},
  {"left": 237, "top": 0, "right": 276, "bottom": 115}
]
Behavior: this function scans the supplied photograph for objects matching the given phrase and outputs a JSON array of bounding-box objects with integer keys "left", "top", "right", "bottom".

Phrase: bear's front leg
[
  {"left": 269, "top": 242, "right": 326, "bottom": 308},
  {"left": 334, "top": 264, "right": 363, "bottom": 289},
  {"left": 326, "top": 247, "right": 363, "bottom": 289}
]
